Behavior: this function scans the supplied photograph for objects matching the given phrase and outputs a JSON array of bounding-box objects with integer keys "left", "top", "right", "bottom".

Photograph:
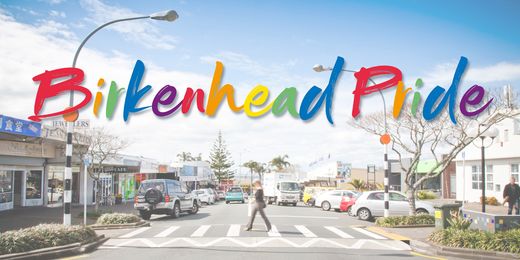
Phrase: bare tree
[
  {"left": 351, "top": 87, "right": 518, "bottom": 215},
  {"left": 74, "top": 127, "right": 128, "bottom": 213}
]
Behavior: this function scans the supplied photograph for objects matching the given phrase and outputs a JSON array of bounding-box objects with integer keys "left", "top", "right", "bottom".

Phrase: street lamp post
[
  {"left": 313, "top": 64, "right": 391, "bottom": 217},
  {"left": 63, "top": 10, "right": 178, "bottom": 226},
  {"left": 470, "top": 125, "right": 499, "bottom": 213}
]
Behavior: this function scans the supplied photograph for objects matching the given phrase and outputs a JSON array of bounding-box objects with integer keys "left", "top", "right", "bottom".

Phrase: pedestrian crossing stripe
[{"left": 117, "top": 224, "right": 387, "bottom": 240}]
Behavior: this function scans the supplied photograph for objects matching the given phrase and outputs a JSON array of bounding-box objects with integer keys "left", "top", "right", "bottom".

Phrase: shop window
[
  {"left": 26, "top": 171, "right": 42, "bottom": 199},
  {"left": 486, "top": 174, "right": 493, "bottom": 191},
  {"left": 486, "top": 165, "right": 493, "bottom": 173},
  {"left": 495, "top": 184, "right": 501, "bottom": 192},
  {"left": 472, "top": 169, "right": 482, "bottom": 190},
  {"left": 0, "top": 171, "right": 13, "bottom": 203},
  {"left": 512, "top": 164, "right": 519, "bottom": 173}
]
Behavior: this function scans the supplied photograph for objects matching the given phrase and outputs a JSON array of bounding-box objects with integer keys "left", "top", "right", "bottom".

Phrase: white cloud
[
  {"left": 40, "top": 0, "right": 67, "bottom": 5},
  {"left": 79, "top": 0, "right": 177, "bottom": 50},
  {"left": 49, "top": 10, "right": 66, "bottom": 18}
]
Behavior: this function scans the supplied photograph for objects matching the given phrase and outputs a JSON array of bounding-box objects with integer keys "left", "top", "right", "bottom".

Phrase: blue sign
[{"left": 0, "top": 115, "right": 41, "bottom": 137}]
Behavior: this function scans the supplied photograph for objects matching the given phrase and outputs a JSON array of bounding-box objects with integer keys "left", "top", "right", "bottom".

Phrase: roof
[{"left": 415, "top": 160, "right": 441, "bottom": 174}]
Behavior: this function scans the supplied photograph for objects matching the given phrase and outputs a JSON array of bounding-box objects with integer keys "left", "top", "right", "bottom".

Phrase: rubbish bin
[{"left": 434, "top": 203, "right": 462, "bottom": 230}]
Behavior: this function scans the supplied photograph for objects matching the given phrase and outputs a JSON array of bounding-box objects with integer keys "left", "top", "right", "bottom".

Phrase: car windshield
[
  {"left": 229, "top": 188, "right": 242, "bottom": 193},
  {"left": 280, "top": 182, "right": 299, "bottom": 191},
  {"left": 138, "top": 182, "right": 165, "bottom": 194},
  {"left": 195, "top": 190, "right": 205, "bottom": 195}
]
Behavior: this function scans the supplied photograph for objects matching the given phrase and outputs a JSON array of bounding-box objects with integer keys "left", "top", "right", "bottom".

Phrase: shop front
[{"left": 0, "top": 115, "right": 48, "bottom": 211}]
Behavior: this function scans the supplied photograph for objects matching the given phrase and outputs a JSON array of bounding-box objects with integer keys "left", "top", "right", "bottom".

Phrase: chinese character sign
[{"left": 0, "top": 115, "right": 41, "bottom": 137}]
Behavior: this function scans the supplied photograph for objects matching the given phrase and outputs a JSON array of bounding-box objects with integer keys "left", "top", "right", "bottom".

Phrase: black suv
[{"left": 134, "top": 179, "right": 198, "bottom": 220}]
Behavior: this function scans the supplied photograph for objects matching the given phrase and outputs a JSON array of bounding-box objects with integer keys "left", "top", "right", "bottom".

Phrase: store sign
[
  {"left": 180, "top": 176, "right": 198, "bottom": 182},
  {"left": 41, "top": 126, "right": 90, "bottom": 145},
  {"left": 51, "top": 119, "right": 90, "bottom": 129},
  {"left": 92, "top": 165, "right": 140, "bottom": 174},
  {"left": 0, "top": 115, "right": 41, "bottom": 137},
  {"left": 0, "top": 140, "right": 55, "bottom": 158}
]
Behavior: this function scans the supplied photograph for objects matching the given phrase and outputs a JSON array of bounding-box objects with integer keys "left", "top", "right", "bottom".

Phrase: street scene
[{"left": 1, "top": 0, "right": 520, "bottom": 260}]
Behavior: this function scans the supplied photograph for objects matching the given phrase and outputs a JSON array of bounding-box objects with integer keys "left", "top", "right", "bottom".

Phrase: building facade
[{"left": 455, "top": 116, "right": 520, "bottom": 203}]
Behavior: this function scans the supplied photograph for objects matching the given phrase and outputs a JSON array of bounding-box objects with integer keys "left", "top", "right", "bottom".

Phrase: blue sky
[{"left": 1, "top": 0, "right": 519, "bottom": 168}]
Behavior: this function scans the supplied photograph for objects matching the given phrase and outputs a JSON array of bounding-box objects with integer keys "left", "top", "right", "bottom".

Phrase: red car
[{"left": 339, "top": 193, "right": 359, "bottom": 215}]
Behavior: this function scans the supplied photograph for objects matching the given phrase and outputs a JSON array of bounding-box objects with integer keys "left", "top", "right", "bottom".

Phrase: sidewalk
[{"left": 0, "top": 203, "right": 135, "bottom": 232}]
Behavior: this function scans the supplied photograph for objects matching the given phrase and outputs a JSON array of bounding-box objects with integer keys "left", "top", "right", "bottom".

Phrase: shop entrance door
[{"left": 13, "top": 171, "right": 24, "bottom": 207}]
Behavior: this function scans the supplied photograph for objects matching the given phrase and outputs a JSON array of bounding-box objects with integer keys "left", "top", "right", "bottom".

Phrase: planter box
[{"left": 461, "top": 209, "right": 520, "bottom": 233}]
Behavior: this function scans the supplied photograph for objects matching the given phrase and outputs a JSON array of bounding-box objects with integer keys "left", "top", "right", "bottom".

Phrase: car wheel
[
  {"left": 189, "top": 202, "right": 199, "bottom": 214},
  {"left": 241, "top": 200, "right": 245, "bottom": 204},
  {"left": 416, "top": 208, "right": 429, "bottom": 215},
  {"left": 321, "top": 201, "right": 331, "bottom": 211},
  {"left": 226, "top": 201, "right": 230, "bottom": 204},
  {"left": 292, "top": 203, "right": 297, "bottom": 206},
  {"left": 139, "top": 210, "right": 151, "bottom": 220},
  {"left": 357, "top": 208, "right": 372, "bottom": 221},
  {"left": 172, "top": 202, "right": 181, "bottom": 218},
  {"left": 347, "top": 207, "right": 353, "bottom": 216}
]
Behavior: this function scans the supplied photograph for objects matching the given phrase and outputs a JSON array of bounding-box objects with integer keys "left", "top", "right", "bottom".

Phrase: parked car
[
  {"left": 217, "top": 191, "right": 225, "bottom": 200},
  {"left": 47, "top": 187, "right": 62, "bottom": 202},
  {"left": 193, "top": 189, "right": 215, "bottom": 205},
  {"left": 134, "top": 179, "right": 199, "bottom": 220},
  {"left": 225, "top": 187, "right": 245, "bottom": 204},
  {"left": 209, "top": 188, "right": 219, "bottom": 201},
  {"left": 315, "top": 190, "right": 358, "bottom": 211},
  {"left": 303, "top": 187, "right": 335, "bottom": 206},
  {"left": 339, "top": 192, "right": 361, "bottom": 215},
  {"left": 190, "top": 190, "right": 202, "bottom": 206},
  {"left": 351, "top": 190, "right": 435, "bottom": 221}
]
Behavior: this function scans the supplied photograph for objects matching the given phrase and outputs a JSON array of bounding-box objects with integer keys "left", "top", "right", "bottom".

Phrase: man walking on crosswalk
[{"left": 245, "top": 180, "right": 272, "bottom": 232}]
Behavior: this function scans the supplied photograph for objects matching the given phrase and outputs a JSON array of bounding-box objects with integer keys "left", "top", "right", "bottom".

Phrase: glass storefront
[
  {"left": 26, "top": 170, "right": 42, "bottom": 200},
  {"left": 0, "top": 171, "right": 13, "bottom": 206}
]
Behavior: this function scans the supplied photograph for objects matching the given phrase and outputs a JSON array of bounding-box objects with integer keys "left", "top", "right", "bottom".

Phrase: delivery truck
[{"left": 262, "top": 172, "right": 300, "bottom": 206}]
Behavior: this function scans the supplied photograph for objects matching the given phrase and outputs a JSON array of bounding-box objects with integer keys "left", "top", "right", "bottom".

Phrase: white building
[{"left": 455, "top": 115, "right": 520, "bottom": 203}]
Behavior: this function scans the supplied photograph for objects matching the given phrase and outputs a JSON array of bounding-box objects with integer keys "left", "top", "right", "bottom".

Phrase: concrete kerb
[
  {"left": 410, "top": 239, "right": 520, "bottom": 260},
  {"left": 90, "top": 220, "right": 150, "bottom": 230},
  {"left": 0, "top": 235, "right": 108, "bottom": 260}
]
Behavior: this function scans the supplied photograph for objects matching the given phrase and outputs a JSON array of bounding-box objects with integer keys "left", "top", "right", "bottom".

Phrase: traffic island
[
  {"left": 0, "top": 224, "right": 108, "bottom": 260},
  {"left": 90, "top": 213, "right": 149, "bottom": 230}
]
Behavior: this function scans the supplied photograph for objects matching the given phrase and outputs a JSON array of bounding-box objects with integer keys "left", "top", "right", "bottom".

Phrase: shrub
[
  {"left": 480, "top": 196, "right": 500, "bottom": 206},
  {"left": 0, "top": 224, "right": 97, "bottom": 255},
  {"left": 447, "top": 210, "right": 471, "bottom": 230},
  {"left": 417, "top": 190, "right": 437, "bottom": 200},
  {"left": 429, "top": 228, "right": 520, "bottom": 254},
  {"left": 375, "top": 214, "right": 435, "bottom": 227},
  {"left": 96, "top": 213, "right": 141, "bottom": 225}
]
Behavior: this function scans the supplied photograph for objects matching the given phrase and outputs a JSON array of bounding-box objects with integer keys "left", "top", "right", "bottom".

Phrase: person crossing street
[{"left": 245, "top": 180, "right": 272, "bottom": 232}]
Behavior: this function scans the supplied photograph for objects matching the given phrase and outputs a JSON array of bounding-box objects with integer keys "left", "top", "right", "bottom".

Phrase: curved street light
[
  {"left": 313, "top": 64, "right": 391, "bottom": 217},
  {"left": 64, "top": 10, "right": 179, "bottom": 226},
  {"left": 469, "top": 124, "right": 499, "bottom": 213}
]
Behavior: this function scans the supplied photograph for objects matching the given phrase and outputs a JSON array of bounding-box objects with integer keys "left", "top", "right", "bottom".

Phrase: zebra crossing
[{"left": 100, "top": 224, "right": 411, "bottom": 251}]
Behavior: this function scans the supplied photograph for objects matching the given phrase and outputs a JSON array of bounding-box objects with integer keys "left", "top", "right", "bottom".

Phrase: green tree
[
  {"left": 270, "top": 155, "right": 290, "bottom": 172},
  {"left": 209, "top": 131, "right": 234, "bottom": 182},
  {"left": 176, "top": 152, "right": 202, "bottom": 162}
]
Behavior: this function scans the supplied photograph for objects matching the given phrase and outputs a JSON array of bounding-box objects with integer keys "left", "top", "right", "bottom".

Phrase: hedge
[
  {"left": 429, "top": 228, "right": 520, "bottom": 254},
  {"left": 0, "top": 224, "right": 97, "bottom": 255},
  {"left": 375, "top": 214, "right": 435, "bottom": 227},
  {"left": 96, "top": 213, "right": 141, "bottom": 225}
]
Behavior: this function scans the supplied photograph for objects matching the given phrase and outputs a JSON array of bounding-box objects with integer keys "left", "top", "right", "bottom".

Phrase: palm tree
[
  {"left": 270, "top": 155, "right": 290, "bottom": 172},
  {"left": 254, "top": 163, "right": 268, "bottom": 180},
  {"left": 349, "top": 179, "right": 366, "bottom": 191},
  {"left": 177, "top": 152, "right": 194, "bottom": 162}
]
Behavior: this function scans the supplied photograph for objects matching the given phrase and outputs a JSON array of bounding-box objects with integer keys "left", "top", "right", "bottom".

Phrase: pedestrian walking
[
  {"left": 503, "top": 176, "right": 520, "bottom": 215},
  {"left": 245, "top": 180, "right": 272, "bottom": 232}
]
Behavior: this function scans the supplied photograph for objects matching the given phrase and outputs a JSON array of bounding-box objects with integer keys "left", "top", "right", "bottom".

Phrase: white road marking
[
  {"left": 267, "top": 225, "right": 281, "bottom": 237},
  {"left": 154, "top": 226, "right": 180, "bottom": 238},
  {"left": 269, "top": 215, "right": 338, "bottom": 219},
  {"left": 191, "top": 225, "right": 211, "bottom": 237},
  {"left": 352, "top": 227, "right": 387, "bottom": 239},
  {"left": 226, "top": 224, "right": 241, "bottom": 237},
  {"left": 294, "top": 225, "right": 317, "bottom": 238},
  {"left": 324, "top": 226, "right": 354, "bottom": 239},
  {"left": 119, "top": 227, "right": 151, "bottom": 238}
]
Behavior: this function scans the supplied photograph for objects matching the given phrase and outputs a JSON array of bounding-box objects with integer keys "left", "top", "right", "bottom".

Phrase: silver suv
[{"left": 134, "top": 179, "right": 198, "bottom": 220}]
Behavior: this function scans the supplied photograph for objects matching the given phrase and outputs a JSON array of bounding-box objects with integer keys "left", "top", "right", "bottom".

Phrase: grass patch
[
  {"left": 429, "top": 228, "right": 520, "bottom": 255},
  {"left": 96, "top": 213, "right": 141, "bottom": 225},
  {"left": 375, "top": 214, "right": 435, "bottom": 227},
  {"left": 0, "top": 224, "right": 97, "bottom": 255}
]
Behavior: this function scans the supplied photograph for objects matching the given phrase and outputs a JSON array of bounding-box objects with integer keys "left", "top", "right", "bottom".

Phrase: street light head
[
  {"left": 313, "top": 64, "right": 326, "bottom": 72},
  {"left": 482, "top": 126, "right": 499, "bottom": 139},
  {"left": 150, "top": 10, "right": 179, "bottom": 22}
]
